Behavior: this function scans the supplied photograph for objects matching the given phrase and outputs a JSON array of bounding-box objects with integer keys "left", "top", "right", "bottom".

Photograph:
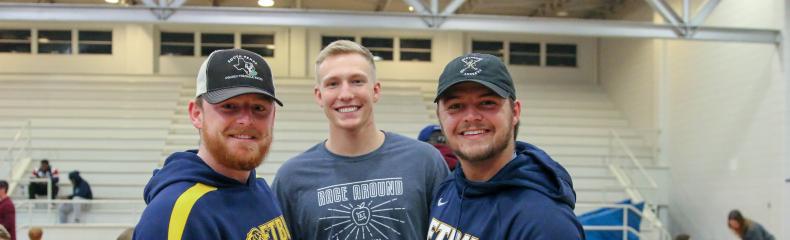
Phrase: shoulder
[
  {"left": 276, "top": 143, "right": 325, "bottom": 173},
  {"left": 136, "top": 182, "right": 219, "bottom": 238},
  {"left": 502, "top": 190, "right": 582, "bottom": 238}
]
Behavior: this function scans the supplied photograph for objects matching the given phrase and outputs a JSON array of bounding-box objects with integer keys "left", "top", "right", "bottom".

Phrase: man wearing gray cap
[
  {"left": 134, "top": 49, "right": 291, "bottom": 240},
  {"left": 427, "top": 53, "right": 584, "bottom": 239}
]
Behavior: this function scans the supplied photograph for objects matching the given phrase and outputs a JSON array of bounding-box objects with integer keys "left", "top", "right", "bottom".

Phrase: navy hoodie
[
  {"left": 133, "top": 150, "right": 291, "bottom": 240},
  {"left": 67, "top": 171, "right": 92, "bottom": 199},
  {"left": 427, "top": 141, "right": 585, "bottom": 240}
]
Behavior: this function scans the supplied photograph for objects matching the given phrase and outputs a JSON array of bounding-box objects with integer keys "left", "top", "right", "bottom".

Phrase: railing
[
  {"left": 578, "top": 203, "right": 670, "bottom": 240},
  {"left": 606, "top": 129, "right": 670, "bottom": 240},
  {"left": 14, "top": 199, "right": 145, "bottom": 225},
  {"left": 3, "top": 120, "right": 33, "bottom": 196}
]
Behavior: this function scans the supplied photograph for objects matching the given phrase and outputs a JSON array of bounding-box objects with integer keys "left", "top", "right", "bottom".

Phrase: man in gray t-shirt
[{"left": 272, "top": 40, "right": 449, "bottom": 240}]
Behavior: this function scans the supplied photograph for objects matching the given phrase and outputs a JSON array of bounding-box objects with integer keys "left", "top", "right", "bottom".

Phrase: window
[
  {"left": 321, "top": 35, "right": 354, "bottom": 49},
  {"left": 0, "top": 29, "right": 31, "bottom": 53},
  {"left": 509, "top": 42, "right": 540, "bottom": 66},
  {"left": 471, "top": 40, "right": 503, "bottom": 59},
  {"left": 38, "top": 30, "right": 71, "bottom": 54},
  {"left": 201, "top": 33, "right": 233, "bottom": 56},
  {"left": 362, "top": 37, "right": 393, "bottom": 61},
  {"left": 161, "top": 32, "right": 194, "bottom": 56},
  {"left": 546, "top": 43, "right": 577, "bottom": 67},
  {"left": 241, "top": 34, "right": 274, "bottom": 57},
  {"left": 400, "top": 38, "right": 431, "bottom": 62},
  {"left": 78, "top": 30, "right": 112, "bottom": 54}
]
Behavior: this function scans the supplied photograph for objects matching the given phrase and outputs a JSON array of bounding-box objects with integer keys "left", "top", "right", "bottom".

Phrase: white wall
[
  {"left": 666, "top": 39, "right": 784, "bottom": 240},
  {"left": 600, "top": 1, "right": 786, "bottom": 239}
]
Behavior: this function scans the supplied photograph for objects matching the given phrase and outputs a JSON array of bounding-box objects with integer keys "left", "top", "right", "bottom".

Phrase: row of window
[
  {"left": 472, "top": 40, "right": 578, "bottom": 67},
  {"left": 321, "top": 36, "right": 433, "bottom": 62},
  {"left": 0, "top": 29, "right": 578, "bottom": 67},
  {"left": 0, "top": 29, "right": 112, "bottom": 54},
  {"left": 161, "top": 32, "right": 275, "bottom": 57}
]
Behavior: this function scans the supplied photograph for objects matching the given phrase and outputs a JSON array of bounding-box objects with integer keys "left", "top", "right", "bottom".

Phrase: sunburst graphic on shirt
[{"left": 318, "top": 198, "right": 406, "bottom": 240}]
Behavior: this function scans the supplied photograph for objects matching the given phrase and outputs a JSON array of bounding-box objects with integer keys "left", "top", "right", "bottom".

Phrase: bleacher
[{"left": 0, "top": 74, "right": 662, "bottom": 239}]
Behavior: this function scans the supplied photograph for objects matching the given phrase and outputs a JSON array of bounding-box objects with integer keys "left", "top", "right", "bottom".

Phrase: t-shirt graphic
[{"left": 316, "top": 178, "right": 406, "bottom": 240}]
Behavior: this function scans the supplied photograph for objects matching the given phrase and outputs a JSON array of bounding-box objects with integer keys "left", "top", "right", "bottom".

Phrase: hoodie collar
[{"left": 452, "top": 141, "right": 577, "bottom": 209}]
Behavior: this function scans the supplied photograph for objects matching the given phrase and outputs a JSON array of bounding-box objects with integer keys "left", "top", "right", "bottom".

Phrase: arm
[
  {"left": 271, "top": 173, "right": 301, "bottom": 239},
  {"left": 506, "top": 203, "right": 585, "bottom": 240},
  {"left": 426, "top": 147, "right": 451, "bottom": 202}
]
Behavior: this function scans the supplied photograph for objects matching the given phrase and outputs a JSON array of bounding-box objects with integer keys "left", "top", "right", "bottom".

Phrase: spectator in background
[
  {"left": 58, "top": 171, "right": 93, "bottom": 223},
  {"left": 674, "top": 233, "right": 691, "bottom": 240},
  {"left": 116, "top": 227, "right": 133, "bottom": 240},
  {"left": 0, "top": 180, "right": 15, "bottom": 240},
  {"left": 418, "top": 124, "right": 458, "bottom": 170},
  {"left": 728, "top": 209, "right": 775, "bottom": 240},
  {"left": 27, "top": 227, "right": 42, "bottom": 240},
  {"left": 29, "top": 159, "right": 59, "bottom": 199},
  {"left": 0, "top": 225, "right": 9, "bottom": 240}
]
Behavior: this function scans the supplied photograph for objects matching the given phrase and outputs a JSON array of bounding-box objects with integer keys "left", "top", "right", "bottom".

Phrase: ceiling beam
[
  {"left": 440, "top": 0, "right": 465, "bottom": 16},
  {"left": 0, "top": 3, "right": 779, "bottom": 44}
]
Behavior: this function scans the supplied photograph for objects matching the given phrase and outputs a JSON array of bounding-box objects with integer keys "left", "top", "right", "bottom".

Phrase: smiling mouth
[
  {"left": 336, "top": 106, "right": 360, "bottom": 113},
  {"left": 230, "top": 134, "right": 257, "bottom": 140},
  {"left": 461, "top": 129, "right": 489, "bottom": 136}
]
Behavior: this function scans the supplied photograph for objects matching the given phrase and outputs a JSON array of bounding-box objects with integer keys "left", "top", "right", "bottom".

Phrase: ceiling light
[
  {"left": 408, "top": 6, "right": 414, "bottom": 12},
  {"left": 105, "top": 0, "right": 120, "bottom": 3},
  {"left": 258, "top": 0, "right": 275, "bottom": 7}
]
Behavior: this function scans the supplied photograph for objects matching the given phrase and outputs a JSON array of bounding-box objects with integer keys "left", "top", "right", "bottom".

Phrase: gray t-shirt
[{"left": 273, "top": 131, "right": 449, "bottom": 240}]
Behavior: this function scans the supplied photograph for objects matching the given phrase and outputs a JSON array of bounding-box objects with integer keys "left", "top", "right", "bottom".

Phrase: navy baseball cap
[
  {"left": 434, "top": 53, "right": 516, "bottom": 102},
  {"left": 195, "top": 48, "right": 283, "bottom": 106},
  {"left": 418, "top": 124, "right": 442, "bottom": 142}
]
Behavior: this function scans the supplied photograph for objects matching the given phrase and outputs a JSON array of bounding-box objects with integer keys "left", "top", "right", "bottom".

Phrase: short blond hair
[{"left": 315, "top": 40, "right": 376, "bottom": 83}]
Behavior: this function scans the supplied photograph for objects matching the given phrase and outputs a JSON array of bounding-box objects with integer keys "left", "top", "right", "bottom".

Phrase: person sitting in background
[
  {"left": 0, "top": 225, "right": 10, "bottom": 240},
  {"left": 27, "top": 227, "right": 42, "bottom": 240},
  {"left": 727, "top": 209, "right": 775, "bottom": 240},
  {"left": 57, "top": 171, "right": 92, "bottom": 223},
  {"left": 0, "top": 180, "right": 15, "bottom": 240},
  {"left": 418, "top": 124, "right": 458, "bottom": 170},
  {"left": 674, "top": 233, "right": 691, "bottom": 240},
  {"left": 29, "top": 159, "right": 59, "bottom": 199}
]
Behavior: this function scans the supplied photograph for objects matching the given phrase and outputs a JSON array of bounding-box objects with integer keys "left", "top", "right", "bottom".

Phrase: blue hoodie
[
  {"left": 133, "top": 150, "right": 291, "bottom": 240},
  {"left": 427, "top": 141, "right": 584, "bottom": 240}
]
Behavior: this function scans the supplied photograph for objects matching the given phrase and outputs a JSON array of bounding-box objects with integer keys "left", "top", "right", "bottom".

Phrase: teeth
[
  {"left": 234, "top": 135, "right": 253, "bottom": 139},
  {"left": 338, "top": 107, "right": 358, "bottom": 113},
  {"left": 462, "top": 130, "right": 485, "bottom": 136}
]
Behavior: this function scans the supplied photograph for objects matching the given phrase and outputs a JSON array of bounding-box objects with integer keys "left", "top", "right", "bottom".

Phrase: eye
[
  {"left": 447, "top": 103, "right": 462, "bottom": 110},
  {"left": 324, "top": 80, "right": 339, "bottom": 88},
  {"left": 351, "top": 79, "right": 365, "bottom": 85},
  {"left": 221, "top": 103, "right": 237, "bottom": 110},
  {"left": 481, "top": 100, "right": 497, "bottom": 106},
  {"left": 253, "top": 104, "right": 267, "bottom": 112}
]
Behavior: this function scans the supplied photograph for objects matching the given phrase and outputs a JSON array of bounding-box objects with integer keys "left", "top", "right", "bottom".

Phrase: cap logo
[
  {"left": 226, "top": 55, "right": 263, "bottom": 81},
  {"left": 460, "top": 56, "right": 483, "bottom": 76}
]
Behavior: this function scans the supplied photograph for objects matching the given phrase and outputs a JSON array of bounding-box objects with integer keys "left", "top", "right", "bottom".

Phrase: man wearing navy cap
[
  {"left": 134, "top": 49, "right": 291, "bottom": 240},
  {"left": 418, "top": 124, "right": 458, "bottom": 170},
  {"left": 427, "top": 53, "right": 584, "bottom": 239}
]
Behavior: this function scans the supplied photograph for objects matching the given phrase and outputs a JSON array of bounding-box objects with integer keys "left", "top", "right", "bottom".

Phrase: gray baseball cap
[
  {"left": 434, "top": 53, "right": 516, "bottom": 102},
  {"left": 195, "top": 48, "right": 283, "bottom": 106}
]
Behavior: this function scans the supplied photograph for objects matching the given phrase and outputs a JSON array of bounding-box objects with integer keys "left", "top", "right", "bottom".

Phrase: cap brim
[
  {"left": 203, "top": 87, "right": 284, "bottom": 106},
  {"left": 433, "top": 79, "right": 510, "bottom": 102}
]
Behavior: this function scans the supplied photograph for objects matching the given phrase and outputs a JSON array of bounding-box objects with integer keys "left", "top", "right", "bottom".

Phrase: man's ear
[
  {"left": 314, "top": 85, "right": 324, "bottom": 108},
  {"left": 188, "top": 99, "right": 203, "bottom": 129},
  {"left": 372, "top": 81, "right": 382, "bottom": 103},
  {"left": 511, "top": 99, "right": 522, "bottom": 126}
]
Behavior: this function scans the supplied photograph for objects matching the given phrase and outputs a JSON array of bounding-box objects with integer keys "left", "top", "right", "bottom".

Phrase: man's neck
[
  {"left": 325, "top": 124, "right": 385, "bottom": 157},
  {"left": 196, "top": 146, "right": 250, "bottom": 183},
  {"left": 460, "top": 142, "right": 516, "bottom": 182}
]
